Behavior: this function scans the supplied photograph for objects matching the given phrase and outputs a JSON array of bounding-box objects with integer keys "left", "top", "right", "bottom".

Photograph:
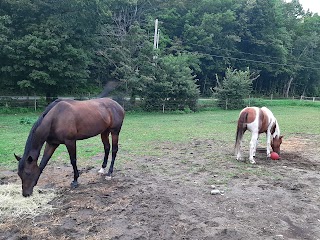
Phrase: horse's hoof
[
  {"left": 71, "top": 181, "right": 78, "bottom": 188},
  {"left": 105, "top": 176, "right": 112, "bottom": 181},
  {"left": 249, "top": 159, "right": 256, "bottom": 164},
  {"left": 98, "top": 168, "right": 106, "bottom": 174}
]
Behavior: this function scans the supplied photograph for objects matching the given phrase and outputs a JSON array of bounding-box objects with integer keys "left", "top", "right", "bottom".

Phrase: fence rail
[
  {"left": 299, "top": 96, "right": 320, "bottom": 102},
  {"left": 0, "top": 95, "right": 319, "bottom": 112}
]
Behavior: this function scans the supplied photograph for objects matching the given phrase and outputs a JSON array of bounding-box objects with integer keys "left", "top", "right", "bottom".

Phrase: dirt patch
[{"left": 1, "top": 135, "right": 320, "bottom": 240}]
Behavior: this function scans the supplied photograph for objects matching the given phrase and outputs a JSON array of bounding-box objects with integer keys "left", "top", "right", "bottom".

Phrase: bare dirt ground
[{"left": 1, "top": 134, "right": 320, "bottom": 240}]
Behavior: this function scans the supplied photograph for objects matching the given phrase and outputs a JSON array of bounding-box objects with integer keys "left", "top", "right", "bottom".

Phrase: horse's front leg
[
  {"left": 266, "top": 130, "right": 271, "bottom": 158},
  {"left": 249, "top": 132, "right": 258, "bottom": 164},
  {"left": 39, "top": 143, "right": 59, "bottom": 172},
  {"left": 37, "top": 143, "right": 59, "bottom": 185},
  {"left": 65, "top": 140, "right": 79, "bottom": 188},
  {"left": 253, "top": 137, "right": 259, "bottom": 158}
]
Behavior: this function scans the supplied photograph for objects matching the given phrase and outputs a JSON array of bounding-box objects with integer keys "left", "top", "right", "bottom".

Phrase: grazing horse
[
  {"left": 235, "top": 106, "right": 283, "bottom": 164},
  {"left": 15, "top": 98, "right": 125, "bottom": 197}
]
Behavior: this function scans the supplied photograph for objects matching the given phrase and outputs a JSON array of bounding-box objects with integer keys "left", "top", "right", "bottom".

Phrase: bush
[
  {"left": 215, "top": 67, "right": 258, "bottom": 110},
  {"left": 142, "top": 54, "right": 200, "bottom": 112}
]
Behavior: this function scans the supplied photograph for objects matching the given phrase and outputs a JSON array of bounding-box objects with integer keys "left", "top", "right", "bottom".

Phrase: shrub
[{"left": 215, "top": 67, "right": 258, "bottom": 110}]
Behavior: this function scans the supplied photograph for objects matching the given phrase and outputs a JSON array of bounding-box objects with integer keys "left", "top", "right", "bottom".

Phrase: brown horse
[
  {"left": 15, "top": 98, "right": 125, "bottom": 197},
  {"left": 235, "top": 106, "right": 283, "bottom": 164}
]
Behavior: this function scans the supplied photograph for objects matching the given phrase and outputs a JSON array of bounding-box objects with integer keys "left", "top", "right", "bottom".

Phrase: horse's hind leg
[
  {"left": 235, "top": 129, "right": 245, "bottom": 161},
  {"left": 65, "top": 140, "right": 79, "bottom": 188},
  {"left": 235, "top": 142, "right": 242, "bottom": 161},
  {"left": 106, "top": 130, "right": 120, "bottom": 178},
  {"left": 249, "top": 132, "right": 258, "bottom": 164},
  {"left": 99, "top": 130, "right": 111, "bottom": 174}
]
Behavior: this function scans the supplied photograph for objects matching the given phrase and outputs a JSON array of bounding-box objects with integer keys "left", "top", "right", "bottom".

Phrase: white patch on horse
[
  {"left": 105, "top": 176, "right": 112, "bottom": 181},
  {"left": 246, "top": 107, "right": 260, "bottom": 163},
  {"left": 235, "top": 106, "right": 281, "bottom": 164},
  {"left": 98, "top": 168, "right": 106, "bottom": 174}
]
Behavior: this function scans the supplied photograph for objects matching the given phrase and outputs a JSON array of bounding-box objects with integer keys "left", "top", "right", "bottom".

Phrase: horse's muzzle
[
  {"left": 23, "top": 192, "right": 31, "bottom": 197},
  {"left": 22, "top": 189, "right": 33, "bottom": 197}
]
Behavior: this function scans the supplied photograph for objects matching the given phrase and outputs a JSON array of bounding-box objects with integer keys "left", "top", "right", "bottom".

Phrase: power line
[
  {"left": 183, "top": 42, "right": 320, "bottom": 69},
  {"left": 188, "top": 51, "right": 320, "bottom": 71}
]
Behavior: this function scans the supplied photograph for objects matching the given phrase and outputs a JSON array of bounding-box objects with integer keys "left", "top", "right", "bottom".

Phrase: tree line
[{"left": 1, "top": 0, "right": 320, "bottom": 110}]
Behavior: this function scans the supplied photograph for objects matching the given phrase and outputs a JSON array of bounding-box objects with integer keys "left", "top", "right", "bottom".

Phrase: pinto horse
[
  {"left": 15, "top": 98, "right": 125, "bottom": 197},
  {"left": 235, "top": 106, "right": 283, "bottom": 164}
]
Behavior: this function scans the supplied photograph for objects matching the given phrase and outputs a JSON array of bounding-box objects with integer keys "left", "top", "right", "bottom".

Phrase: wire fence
[
  {"left": 0, "top": 96, "right": 194, "bottom": 112},
  {"left": 0, "top": 96, "right": 91, "bottom": 111},
  {"left": 0, "top": 95, "right": 319, "bottom": 112}
]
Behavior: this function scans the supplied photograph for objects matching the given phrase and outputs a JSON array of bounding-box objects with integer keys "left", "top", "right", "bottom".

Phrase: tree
[
  {"left": 96, "top": 0, "right": 156, "bottom": 104},
  {"left": 0, "top": 0, "right": 102, "bottom": 98},
  {"left": 142, "top": 54, "right": 200, "bottom": 111},
  {"left": 215, "top": 67, "right": 259, "bottom": 110}
]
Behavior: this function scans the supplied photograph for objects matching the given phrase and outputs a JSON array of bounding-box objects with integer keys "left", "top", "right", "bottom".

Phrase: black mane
[{"left": 19, "top": 99, "right": 64, "bottom": 169}]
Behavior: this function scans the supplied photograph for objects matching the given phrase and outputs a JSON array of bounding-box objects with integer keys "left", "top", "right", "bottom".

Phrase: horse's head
[
  {"left": 15, "top": 154, "right": 41, "bottom": 197},
  {"left": 271, "top": 136, "right": 283, "bottom": 155}
]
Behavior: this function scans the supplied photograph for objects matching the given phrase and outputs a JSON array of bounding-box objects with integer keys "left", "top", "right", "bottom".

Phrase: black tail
[{"left": 98, "top": 81, "right": 119, "bottom": 98}]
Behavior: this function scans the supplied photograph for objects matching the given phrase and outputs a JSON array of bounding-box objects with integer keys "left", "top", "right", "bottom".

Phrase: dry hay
[{"left": 0, "top": 183, "right": 56, "bottom": 219}]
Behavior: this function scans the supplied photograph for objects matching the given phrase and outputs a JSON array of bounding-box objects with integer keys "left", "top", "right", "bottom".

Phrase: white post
[{"left": 153, "top": 19, "right": 158, "bottom": 50}]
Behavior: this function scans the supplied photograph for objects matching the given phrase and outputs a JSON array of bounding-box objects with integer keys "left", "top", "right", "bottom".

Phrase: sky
[{"left": 295, "top": 0, "right": 320, "bottom": 14}]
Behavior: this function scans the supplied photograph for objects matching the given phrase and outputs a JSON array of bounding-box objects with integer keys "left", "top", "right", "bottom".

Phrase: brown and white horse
[{"left": 235, "top": 106, "right": 283, "bottom": 164}]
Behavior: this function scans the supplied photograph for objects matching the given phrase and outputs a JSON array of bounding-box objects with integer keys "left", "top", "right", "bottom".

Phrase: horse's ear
[{"left": 14, "top": 154, "right": 21, "bottom": 161}]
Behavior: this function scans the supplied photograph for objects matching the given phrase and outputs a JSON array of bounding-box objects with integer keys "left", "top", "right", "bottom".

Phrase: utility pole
[
  {"left": 153, "top": 19, "right": 159, "bottom": 50},
  {"left": 153, "top": 19, "right": 160, "bottom": 61}
]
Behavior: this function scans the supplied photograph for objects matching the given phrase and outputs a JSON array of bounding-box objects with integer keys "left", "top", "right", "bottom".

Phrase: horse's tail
[
  {"left": 235, "top": 111, "right": 248, "bottom": 153},
  {"left": 98, "top": 81, "right": 119, "bottom": 98}
]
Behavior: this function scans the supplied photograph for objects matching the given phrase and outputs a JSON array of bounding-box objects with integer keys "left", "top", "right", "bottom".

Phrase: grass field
[
  {"left": 1, "top": 100, "right": 320, "bottom": 239},
  {"left": 0, "top": 100, "right": 319, "bottom": 170}
]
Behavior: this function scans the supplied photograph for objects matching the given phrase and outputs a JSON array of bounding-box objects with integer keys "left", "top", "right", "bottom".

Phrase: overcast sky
[{"left": 295, "top": 0, "right": 320, "bottom": 14}]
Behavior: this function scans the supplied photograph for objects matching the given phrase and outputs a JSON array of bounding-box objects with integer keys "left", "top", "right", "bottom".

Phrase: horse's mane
[
  {"left": 20, "top": 99, "right": 64, "bottom": 163},
  {"left": 274, "top": 120, "right": 281, "bottom": 138}
]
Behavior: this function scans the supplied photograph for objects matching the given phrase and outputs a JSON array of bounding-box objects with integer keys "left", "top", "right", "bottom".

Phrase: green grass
[{"left": 0, "top": 101, "right": 319, "bottom": 171}]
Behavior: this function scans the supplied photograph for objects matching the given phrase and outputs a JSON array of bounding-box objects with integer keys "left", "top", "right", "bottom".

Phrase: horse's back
[
  {"left": 240, "top": 106, "right": 275, "bottom": 134},
  {"left": 260, "top": 107, "right": 275, "bottom": 119},
  {"left": 43, "top": 98, "right": 124, "bottom": 141},
  {"left": 95, "top": 98, "right": 125, "bottom": 129},
  {"left": 239, "top": 107, "right": 259, "bottom": 124}
]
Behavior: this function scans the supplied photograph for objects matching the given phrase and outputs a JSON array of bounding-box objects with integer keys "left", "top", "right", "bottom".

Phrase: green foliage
[
  {"left": 0, "top": 0, "right": 101, "bottom": 96},
  {"left": 215, "top": 67, "right": 255, "bottom": 109},
  {"left": 0, "top": 0, "right": 320, "bottom": 100},
  {"left": 142, "top": 54, "right": 200, "bottom": 111}
]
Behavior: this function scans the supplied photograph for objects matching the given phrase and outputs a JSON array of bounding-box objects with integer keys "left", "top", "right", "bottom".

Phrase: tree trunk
[{"left": 285, "top": 77, "right": 294, "bottom": 98}]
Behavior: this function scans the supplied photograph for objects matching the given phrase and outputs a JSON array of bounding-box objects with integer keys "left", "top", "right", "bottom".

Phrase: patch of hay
[{"left": 0, "top": 183, "right": 56, "bottom": 219}]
